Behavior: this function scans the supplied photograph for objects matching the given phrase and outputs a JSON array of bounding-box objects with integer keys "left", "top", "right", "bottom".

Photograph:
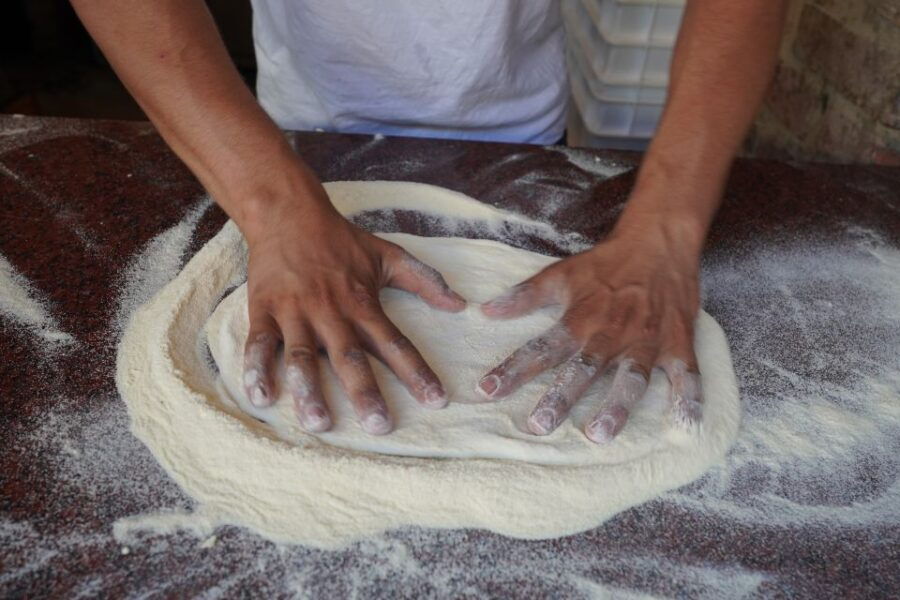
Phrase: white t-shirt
[{"left": 250, "top": 0, "right": 567, "bottom": 144}]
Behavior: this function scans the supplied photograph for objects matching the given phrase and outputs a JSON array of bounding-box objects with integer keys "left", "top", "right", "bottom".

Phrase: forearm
[
  {"left": 70, "top": 0, "right": 328, "bottom": 239},
  {"left": 618, "top": 0, "right": 787, "bottom": 251}
]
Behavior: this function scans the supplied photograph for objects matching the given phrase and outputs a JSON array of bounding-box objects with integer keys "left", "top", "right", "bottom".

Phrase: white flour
[
  {"left": 0, "top": 254, "right": 74, "bottom": 346},
  {"left": 551, "top": 145, "right": 631, "bottom": 179},
  {"left": 665, "top": 228, "right": 900, "bottom": 527},
  {"left": 116, "top": 181, "right": 740, "bottom": 548},
  {"left": 5, "top": 160, "right": 898, "bottom": 596},
  {"left": 113, "top": 198, "right": 211, "bottom": 333}
]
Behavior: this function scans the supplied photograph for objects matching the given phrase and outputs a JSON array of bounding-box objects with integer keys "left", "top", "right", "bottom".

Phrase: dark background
[{"left": 0, "top": 0, "right": 255, "bottom": 120}]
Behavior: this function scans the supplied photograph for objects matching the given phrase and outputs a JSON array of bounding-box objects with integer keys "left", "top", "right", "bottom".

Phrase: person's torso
[{"left": 250, "top": 0, "right": 567, "bottom": 144}]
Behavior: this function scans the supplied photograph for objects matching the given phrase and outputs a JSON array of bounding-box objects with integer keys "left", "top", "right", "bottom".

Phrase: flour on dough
[{"left": 117, "top": 181, "right": 740, "bottom": 548}]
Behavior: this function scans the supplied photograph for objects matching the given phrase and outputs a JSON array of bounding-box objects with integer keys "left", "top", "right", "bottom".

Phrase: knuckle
[
  {"left": 537, "top": 389, "right": 569, "bottom": 413},
  {"left": 590, "top": 330, "right": 616, "bottom": 348},
  {"left": 523, "top": 325, "right": 576, "bottom": 355},
  {"left": 561, "top": 305, "right": 595, "bottom": 338},
  {"left": 349, "top": 284, "right": 380, "bottom": 314},
  {"left": 642, "top": 316, "right": 662, "bottom": 337},
  {"left": 341, "top": 346, "right": 368, "bottom": 366},
  {"left": 246, "top": 330, "right": 277, "bottom": 347},
  {"left": 386, "top": 333, "right": 415, "bottom": 354},
  {"left": 623, "top": 358, "right": 651, "bottom": 380},
  {"left": 523, "top": 334, "right": 552, "bottom": 354},
  {"left": 606, "top": 311, "right": 629, "bottom": 331},
  {"left": 632, "top": 360, "right": 654, "bottom": 380},
  {"left": 265, "top": 292, "right": 299, "bottom": 312},
  {"left": 573, "top": 352, "right": 600, "bottom": 372},
  {"left": 285, "top": 344, "right": 317, "bottom": 365}
]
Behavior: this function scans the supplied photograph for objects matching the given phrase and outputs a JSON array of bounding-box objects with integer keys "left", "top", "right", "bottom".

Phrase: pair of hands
[{"left": 242, "top": 179, "right": 704, "bottom": 442}]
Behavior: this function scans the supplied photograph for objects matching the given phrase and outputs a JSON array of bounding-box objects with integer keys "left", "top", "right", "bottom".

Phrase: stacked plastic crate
[{"left": 563, "top": 0, "right": 685, "bottom": 150}]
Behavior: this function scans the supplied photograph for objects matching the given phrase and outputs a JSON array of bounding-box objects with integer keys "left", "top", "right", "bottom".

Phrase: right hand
[{"left": 240, "top": 178, "right": 467, "bottom": 435}]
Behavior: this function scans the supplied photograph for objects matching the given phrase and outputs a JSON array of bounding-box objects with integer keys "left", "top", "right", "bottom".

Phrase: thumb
[
  {"left": 481, "top": 264, "right": 562, "bottom": 319},
  {"left": 386, "top": 246, "right": 467, "bottom": 312}
]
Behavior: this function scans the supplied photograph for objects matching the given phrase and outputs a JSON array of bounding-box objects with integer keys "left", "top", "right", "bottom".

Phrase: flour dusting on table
[{"left": 4, "top": 170, "right": 899, "bottom": 597}]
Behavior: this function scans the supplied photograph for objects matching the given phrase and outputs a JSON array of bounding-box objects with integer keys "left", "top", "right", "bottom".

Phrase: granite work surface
[{"left": 1, "top": 115, "right": 899, "bottom": 599}]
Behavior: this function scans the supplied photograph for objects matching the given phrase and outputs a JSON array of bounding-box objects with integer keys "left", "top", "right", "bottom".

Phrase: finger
[
  {"left": 662, "top": 356, "right": 703, "bottom": 430},
  {"left": 317, "top": 319, "right": 393, "bottom": 435},
  {"left": 280, "top": 319, "right": 331, "bottom": 432},
  {"left": 480, "top": 265, "right": 562, "bottom": 320},
  {"left": 477, "top": 324, "right": 579, "bottom": 401},
  {"left": 527, "top": 353, "right": 601, "bottom": 435},
  {"left": 356, "top": 311, "right": 447, "bottom": 409},
  {"left": 584, "top": 358, "right": 650, "bottom": 445},
  {"left": 386, "top": 246, "right": 467, "bottom": 312},
  {"left": 243, "top": 312, "right": 280, "bottom": 408}
]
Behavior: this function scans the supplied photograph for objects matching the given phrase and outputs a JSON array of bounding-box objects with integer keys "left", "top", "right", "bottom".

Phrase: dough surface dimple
[{"left": 117, "top": 181, "right": 741, "bottom": 549}]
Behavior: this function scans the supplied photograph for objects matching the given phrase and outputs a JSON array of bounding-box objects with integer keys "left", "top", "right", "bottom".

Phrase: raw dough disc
[{"left": 117, "top": 181, "right": 740, "bottom": 548}]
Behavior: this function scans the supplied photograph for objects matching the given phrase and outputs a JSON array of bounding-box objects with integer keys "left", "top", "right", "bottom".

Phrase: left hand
[{"left": 476, "top": 215, "right": 704, "bottom": 444}]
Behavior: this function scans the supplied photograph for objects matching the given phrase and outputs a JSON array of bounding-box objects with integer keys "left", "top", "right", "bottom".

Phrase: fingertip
[
  {"left": 437, "top": 291, "right": 468, "bottom": 313},
  {"left": 243, "top": 330, "right": 279, "bottom": 408},
  {"left": 449, "top": 291, "right": 468, "bottom": 311},
  {"left": 527, "top": 409, "right": 558, "bottom": 436},
  {"left": 244, "top": 370, "right": 274, "bottom": 408},
  {"left": 298, "top": 405, "right": 333, "bottom": 433},
  {"left": 584, "top": 416, "right": 615, "bottom": 445},
  {"left": 663, "top": 359, "right": 704, "bottom": 431},
  {"left": 672, "top": 398, "right": 703, "bottom": 431},
  {"left": 362, "top": 410, "right": 393, "bottom": 435},
  {"left": 250, "top": 384, "right": 273, "bottom": 408},
  {"left": 585, "top": 405, "right": 628, "bottom": 445},
  {"left": 422, "top": 384, "right": 449, "bottom": 409}
]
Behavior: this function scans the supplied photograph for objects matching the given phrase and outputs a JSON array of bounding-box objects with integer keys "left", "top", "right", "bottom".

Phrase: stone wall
[{"left": 746, "top": 0, "right": 900, "bottom": 165}]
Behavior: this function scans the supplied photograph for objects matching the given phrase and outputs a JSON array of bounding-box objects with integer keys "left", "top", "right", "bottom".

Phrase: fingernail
[
  {"left": 528, "top": 409, "right": 558, "bottom": 436},
  {"left": 673, "top": 399, "right": 703, "bottom": 430},
  {"left": 585, "top": 415, "right": 616, "bottom": 445},
  {"left": 423, "top": 384, "right": 448, "bottom": 409},
  {"left": 586, "top": 406, "right": 628, "bottom": 445},
  {"left": 479, "top": 299, "right": 504, "bottom": 316},
  {"left": 249, "top": 384, "right": 269, "bottom": 408},
  {"left": 450, "top": 291, "right": 468, "bottom": 308},
  {"left": 362, "top": 411, "right": 393, "bottom": 435},
  {"left": 299, "top": 406, "right": 332, "bottom": 433},
  {"left": 477, "top": 375, "right": 501, "bottom": 399}
]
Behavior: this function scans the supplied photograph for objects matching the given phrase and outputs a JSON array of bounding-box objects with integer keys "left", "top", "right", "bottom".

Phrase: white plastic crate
[
  {"left": 562, "top": 0, "right": 674, "bottom": 86},
  {"left": 567, "top": 46, "right": 667, "bottom": 105},
  {"left": 569, "top": 63, "right": 663, "bottom": 138},
  {"left": 582, "top": 0, "right": 685, "bottom": 47},
  {"left": 567, "top": 102, "right": 650, "bottom": 151}
]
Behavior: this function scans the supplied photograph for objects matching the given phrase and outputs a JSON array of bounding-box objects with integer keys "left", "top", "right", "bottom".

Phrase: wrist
[
  {"left": 610, "top": 208, "right": 707, "bottom": 263},
  {"left": 613, "top": 150, "right": 726, "bottom": 255},
  {"left": 213, "top": 147, "right": 338, "bottom": 246}
]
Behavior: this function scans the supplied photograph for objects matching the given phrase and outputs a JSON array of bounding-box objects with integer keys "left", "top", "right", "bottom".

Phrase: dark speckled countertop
[{"left": 1, "top": 115, "right": 899, "bottom": 599}]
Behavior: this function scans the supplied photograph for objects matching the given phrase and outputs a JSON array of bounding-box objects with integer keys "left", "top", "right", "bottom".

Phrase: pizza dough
[{"left": 117, "top": 181, "right": 740, "bottom": 548}]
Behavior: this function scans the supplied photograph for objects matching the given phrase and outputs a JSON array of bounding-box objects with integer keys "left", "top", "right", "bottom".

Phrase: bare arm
[
  {"left": 72, "top": 1, "right": 466, "bottom": 434},
  {"left": 479, "top": 0, "right": 786, "bottom": 442},
  {"left": 69, "top": 0, "right": 312, "bottom": 233},
  {"left": 622, "top": 0, "right": 788, "bottom": 244}
]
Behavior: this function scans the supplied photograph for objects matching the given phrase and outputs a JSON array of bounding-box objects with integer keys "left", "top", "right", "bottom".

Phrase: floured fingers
[
  {"left": 584, "top": 355, "right": 651, "bottom": 445},
  {"left": 280, "top": 319, "right": 331, "bottom": 432}
]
